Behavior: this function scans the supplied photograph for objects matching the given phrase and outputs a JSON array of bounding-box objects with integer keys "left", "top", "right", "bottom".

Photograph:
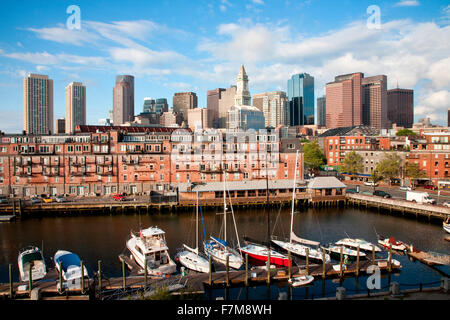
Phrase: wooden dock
[
  {"left": 404, "top": 244, "right": 450, "bottom": 267},
  {"left": 0, "top": 215, "right": 15, "bottom": 222}
]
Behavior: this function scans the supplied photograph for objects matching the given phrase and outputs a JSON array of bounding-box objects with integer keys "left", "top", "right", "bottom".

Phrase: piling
[
  {"left": 98, "top": 260, "right": 102, "bottom": 299},
  {"left": 372, "top": 245, "right": 375, "bottom": 265},
  {"left": 356, "top": 246, "right": 360, "bottom": 277},
  {"left": 144, "top": 258, "right": 148, "bottom": 286},
  {"left": 28, "top": 263, "right": 32, "bottom": 298},
  {"left": 267, "top": 251, "right": 271, "bottom": 285},
  {"left": 122, "top": 259, "right": 126, "bottom": 291},
  {"left": 288, "top": 251, "right": 292, "bottom": 280},
  {"left": 339, "top": 246, "right": 343, "bottom": 278},
  {"left": 306, "top": 248, "right": 309, "bottom": 275},
  {"left": 81, "top": 260, "right": 85, "bottom": 294},
  {"left": 322, "top": 249, "right": 326, "bottom": 279},
  {"left": 58, "top": 262, "right": 63, "bottom": 294},
  {"left": 9, "top": 264, "right": 13, "bottom": 299},
  {"left": 388, "top": 246, "right": 392, "bottom": 273},
  {"left": 226, "top": 255, "right": 230, "bottom": 287},
  {"left": 209, "top": 255, "right": 212, "bottom": 286},
  {"left": 245, "top": 254, "right": 248, "bottom": 287}
]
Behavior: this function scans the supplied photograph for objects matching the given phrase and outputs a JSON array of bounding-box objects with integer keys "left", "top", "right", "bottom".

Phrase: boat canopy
[
  {"left": 55, "top": 253, "right": 81, "bottom": 272},
  {"left": 210, "top": 236, "right": 227, "bottom": 247},
  {"left": 290, "top": 232, "right": 320, "bottom": 246},
  {"left": 22, "top": 251, "right": 43, "bottom": 265}
]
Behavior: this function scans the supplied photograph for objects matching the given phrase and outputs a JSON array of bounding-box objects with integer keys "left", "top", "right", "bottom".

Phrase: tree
[
  {"left": 396, "top": 129, "right": 416, "bottom": 137},
  {"left": 340, "top": 151, "right": 363, "bottom": 180},
  {"left": 370, "top": 169, "right": 384, "bottom": 192},
  {"left": 375, "top": 153, "right": 403, "bottom": 185},
  {"left": 302, "top": 140, "right": 326, "bottom": 174},
  {"left": 405, "top": 162, "right": 426, "bottom": 188}
]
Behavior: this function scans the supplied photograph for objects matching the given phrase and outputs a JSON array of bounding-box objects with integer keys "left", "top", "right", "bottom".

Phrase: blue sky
[{"left": 0, "top": 0, "right": 449, "bottom": 132}]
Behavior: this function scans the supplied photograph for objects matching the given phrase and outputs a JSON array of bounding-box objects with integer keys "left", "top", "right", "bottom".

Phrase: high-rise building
[
  {"left": 188, "top": 108, "right": 211, "bottom": 130},
  {"left": 143, "top": 98, "right": 155, "bottom": 113},
  {"left": 173, "top": 92, "right": 197, "bottom": 121},
  {"left": 227, "top": 105, "right": 265, "bottom": 131},
  {"left": 143, "top": 98, "right": 168, "bottom": 114},
  {"left": 113, "top": 75, "right": 134, "bottom": 125},
  {"left": 160, "top": 112, "right": 182, "bottom": 127},
  {"left": 325, "top": 72, "right": 363, "bottom": 129},
  {"left": 448, "top": 109, "right": 450, "bottom": 128},
  {"left": 235, "top": 65, "right": 251, "bottom": 106},
  {"left": 23, "top": 74, "right": 54, "bottom": 134},
  {"left": 207, "top": 88, "right": 226, "bottom": 128},
  {"left": 218, "top": 86, "right": 237, "bottom": 128},
  {"left": 287, "top": 73, "right": 315, "bottom": 126},
  {"left": 362, "top": 75, "right": 389, "bottom": 130},
  {"left": 387, "top": 88, "right": 414, "bottom": 128},
  {"left": 65, "top": 82, "right": 86, "bottom": 134},
  {"left": 253, "top": 91, "right": 288, "bottom": 128},
  {"left": 317, "top": 96, "right": 326, "bottom": 127},
  {"left": 57, "top": 118, "right": 65, "bottom": 134}
]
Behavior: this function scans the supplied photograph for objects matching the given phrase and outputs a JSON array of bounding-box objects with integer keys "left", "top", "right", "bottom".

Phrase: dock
[
  {"left": 0, "top": 215, "right": 15, "bottom": 222},
  {"left": 404, "top": 244, "right": 450, "bottom": 267}
]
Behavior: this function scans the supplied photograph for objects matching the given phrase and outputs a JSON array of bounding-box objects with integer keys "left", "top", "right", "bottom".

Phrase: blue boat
[{"left": 54, "top": 250, "right": 89, "bottom": 281}]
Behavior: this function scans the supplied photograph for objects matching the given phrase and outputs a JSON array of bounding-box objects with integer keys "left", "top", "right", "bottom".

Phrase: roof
[
  {"left": 178, "top": 179, "right": 306, "bottom": 193},
  {"left": 75, "top": 125, "right": 191, "bottom": 134},
  {"left": 307, "top": 177, "right": 347, "bottom": 189},
  {"left": 318, "top": 126, "right": 379, "bottom": 138}
]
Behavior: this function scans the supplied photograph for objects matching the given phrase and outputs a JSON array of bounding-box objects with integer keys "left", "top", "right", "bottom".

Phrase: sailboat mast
[
  {"left": 223, "top": 171, "right": 227, "bottom": 244},
  {"left": 290, "top": 150, "right": 299, "bottom": 243},
  {"left": 196, "top": 191, "right": 199, "bottom": 253}
]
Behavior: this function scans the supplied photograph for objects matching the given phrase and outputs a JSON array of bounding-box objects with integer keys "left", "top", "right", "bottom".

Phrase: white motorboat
[
  {"left": 126, "top": 226, "right": 177, "bottom": 276},
  {"left": 444, "top": 216, "right": 450, "bottom": 234},
  {"left": 323, "top": 245, "right": 367, "bottom": 260},
  {"left": 176, "top": 193, "right": 210, "bottom": 273},
  {"left": 377, "top": 235, "right": 407, "bottom": 251},
  {"left": 18, "top": 246, "right": 47, "bottom": 282},
  {"left": 204, "top": 174, "right": 243, "bottom": 270},
  {"left": 54, "top": 250, "right": 89, "bottom": 281},
  {"left": 335, "top": 238, "right": 381, "bottom": 252},
  {"left": 288, "top": 275, "right": 314, "bottom": 287},
  {"left": 271, "top": 151, "right": 331, "bottom": 264}
]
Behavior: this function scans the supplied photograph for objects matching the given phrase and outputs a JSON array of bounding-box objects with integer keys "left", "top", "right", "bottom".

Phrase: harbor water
[{"left": 1, "top": 206, "right": 449, "bottom": 299}]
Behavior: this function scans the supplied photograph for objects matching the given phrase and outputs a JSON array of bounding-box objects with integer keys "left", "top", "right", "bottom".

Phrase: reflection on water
[{"left": 0, "top": 206, "right": 449, "bottom": 299}]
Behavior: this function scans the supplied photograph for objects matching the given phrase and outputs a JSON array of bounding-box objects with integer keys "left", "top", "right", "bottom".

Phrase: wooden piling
[
  {"left": 372, "top": 245, "right": 375, "bottom": 265},
  {"left": 288, "top": 251, "right": 292, "bottom": 280},
  {"left": 122, "top": 259, "right": 126, "bottom": 291},
  {"left": 322, "top": 249, "right": 326, "bottom": 279},
  {"left": 58, "top": 262, "right": 63, "bottom": 294},
  {"left": 28, "top": 263, "right": 32, "bottom": 298},
  {"left": 339, "top": 246, "right": 343, "bottom": 278},
  {"left": 356, "top": 246, "right": 360, "bottom": 277},
  {"left": 388, "top": 246, "right": 392, "bottom": 273},
  {"left": 226, "top": 255, "right": 230, "bottom": 287},
  {"left": 209, "top": 255, "right": 212, "bottom": 286},
  {"left": 245, "top": 254, "right": 248, "bottom": 287},
  {"left": 306, "top": 248, "right": 309, "bottom": 275},
  {"left": 144, "top": 258, "right": 148, "bottom": 286},
  {"left": 98, "top": 260, "right": 102, "bottom": 298},
  {"left": 267, "top": 251, "right": 271, "bottom": 285},
  {"left": 81, "top": 260, "right": 85, "bottom": 294},
  {"left": 9, "top": 264, "right": 13, "bottom": 299}
]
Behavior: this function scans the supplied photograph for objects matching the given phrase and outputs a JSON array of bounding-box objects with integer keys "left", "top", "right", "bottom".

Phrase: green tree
[
  {"left": 396, "top": 129, "right": 416, "bottom": 137},
  {"left": 405, "top": 162, "right": 426, "bottom": 188},
  {"left": 370, "top": 169, "right": 384, "bottom": 192},
  {"left": 302, "top": 140, "right": 326, "bottom": 174},
  {"left": 375, "top": 153, "right": 403, "bottom": 185},
  {"left": 340, "top": 151, "right": 363, "bottom": 180}
]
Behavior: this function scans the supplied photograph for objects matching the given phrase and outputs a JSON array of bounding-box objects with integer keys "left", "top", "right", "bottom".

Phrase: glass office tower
[{"left": 287, "top": 73, "right": 315, "bottom": 126}]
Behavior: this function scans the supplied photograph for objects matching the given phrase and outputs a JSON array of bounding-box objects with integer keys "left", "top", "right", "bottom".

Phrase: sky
[{"left": 0, "top": 0, "right": 449, "bottom": 132}]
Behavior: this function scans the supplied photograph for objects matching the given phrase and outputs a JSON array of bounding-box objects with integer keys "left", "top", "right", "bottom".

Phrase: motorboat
[
  {"left": 335, "top": 238, "right": 381, "bottom": 252},
  {"left": 204, "top": 174, "right": 243, "bottom": 270},
  {"left": 239, "top": 242, "right": 291, "bottom": 267},
  {"left": 444, "top": 216, "right": 450, "bottom": 234},
  {"left": 323, "top": 245, "right": 366, "bottom": 261},
  {"left": 54, "top": 250, "right": 89, "bottom": 281},
  {"left": 271, "top": 151, "right": 330, "bottom": 264},
  {"left": 288, "top": 275, "right": 314, "bottom": 287},
  {"left": 176, "top": 193, "right": 210, "bottom": 273},
  {"left": 126, "top": 226, "right": 177, "bottom": 276},
  {"left": 377, "top": 235, "right": 407, "bottom": 251},
  {"left": 18, "top": 246, "right": 47, "bottom": 282}
]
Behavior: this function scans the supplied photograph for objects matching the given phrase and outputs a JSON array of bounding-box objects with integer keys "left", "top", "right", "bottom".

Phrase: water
[{"left": 1, "top": 206, "right": 449, "bottom": 299}]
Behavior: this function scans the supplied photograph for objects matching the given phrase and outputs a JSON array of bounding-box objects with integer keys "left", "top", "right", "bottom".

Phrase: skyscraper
[
  {"left": 173, "top": 92, "right": 197, "bottom": 122},
  {"left": 325, "top": 72, "right": 363, "bottom": 129},
  {"left": 287, "top": 73, "right": 315, "bottom": 126},
  {"left": 317, "top": 96, "right": 326, "bottom": 127},
  {"left": 57, "top": 118, "right": 65, "bottom": 134},
  {"left": 207, "top": 88, "right": 226, "bottom": 128},
  {"left": 362, "top": 75, "right": 389, "bottom": 130},
  {"left": 387, "top": 88, "right": 414, "bottom": 128},
  {"left": 253, "top": 91, "right": 288, "bottom": 128},
  {"left": 235, "top": 65, "right": 251, "bottom": 106},
  {"left": 65, "top": 82, "right": 86, "bottom": 134},
  {"left": 23, "top": 74, "right": 54, "bottom": 135},
  {"left": 113, "top": 75, "right": 134, "bottom": 125}
]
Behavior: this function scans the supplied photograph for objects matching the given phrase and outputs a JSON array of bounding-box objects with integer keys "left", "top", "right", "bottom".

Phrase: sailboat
[
  {"left": 239, "top": 150, "right": 290, "bottom": 268},
  {"left": 444, "top": 216, "right": 450, "bottom": 234},
  {"left": 176, "top": 192, "right": 210, "bottom": 273},
  {"left": 271, "top": 150, "right": 331, "bottom": 264},
  {"left": 204, "top": 172, "right": 243, "bottom": 269}
]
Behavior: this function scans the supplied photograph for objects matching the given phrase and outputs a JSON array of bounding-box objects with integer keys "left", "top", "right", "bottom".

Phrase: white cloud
[
  {"left": 251, "top": 0, "right": 264, "bottom": 5},
  {"left": 394, "top": 0, "right": 420, "bottom": 7}
]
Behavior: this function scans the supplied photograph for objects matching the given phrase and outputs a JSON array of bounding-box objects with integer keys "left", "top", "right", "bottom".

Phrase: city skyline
[{"left": 0, "top": 1, "right": 449, "bottom": 132}]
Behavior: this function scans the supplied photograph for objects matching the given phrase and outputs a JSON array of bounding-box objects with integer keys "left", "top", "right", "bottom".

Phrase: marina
[{"left": 0, "top": 205, "right": 449, "bottom": 300}]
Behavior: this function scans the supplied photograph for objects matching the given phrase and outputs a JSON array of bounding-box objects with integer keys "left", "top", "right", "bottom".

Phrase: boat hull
[
  {"left": 335, "top": 239, "right": 381, "bottom": 252},
  {"left": 377, "top": 239, "right": 406, "bottom": 251},
  {"left": 176, "top": 250, "right": 210, "bottom": 273},
  {"left": 444, "top": 223, "right": 450, "bottom": 234},
  {"left": 239, "top": 244, "right": 290, "bottom": 267},
  {"left": 271, "top": 239, "right": 331, "bottom": 263},
  {"left": 18, "top": 247, "right": 47, "bottom": 282},
  {"left": 54, "top": 250, "right": 88, "bottom": 281},
  {"left": 204, "top": 242, "right": 243, "bottom": 269},
  {"left": 288, "top": 275, "right": 314, "bottom": 287}
]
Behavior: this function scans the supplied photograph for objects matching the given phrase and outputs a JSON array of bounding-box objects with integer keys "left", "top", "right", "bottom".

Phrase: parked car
[
  {"left": 42, "top": 197, "right": 53, "bottom": 203},
  {"left": 113, "top": 194, "right": 126, "bottom": 201},
  {"left": 373, "top": 190, "right": 391, "bottom": 198},
  {"left": 364, "top": 181, "right": 379, "bottom": 187},
  {"left": 423, "top": 185, "right": 437, "bottom": 190},
  {"left": 399, "top": 185, "right": 412, "bottom": 191},
  {"left": 346, "top": 188, "right": 358, "bottom": 194},
  {"left": 0, "top": 195, "right": 9, "bottom": 204},
  {"left": 30, "top": 197, "right": 42, "bottom": 204},
  {"left": 360, "top": 191, "right": 373, "bottom": 196},
  {"left": 55, "top": 195, "right": 68, "bottom": 203},
  {"left": 443, "top": 201, "right": 450, "bottom": 208}
]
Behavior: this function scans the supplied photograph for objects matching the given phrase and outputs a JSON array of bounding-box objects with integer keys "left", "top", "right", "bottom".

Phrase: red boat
[{"left": 239, "top": 243, "right": 291, "bottom": 267}]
